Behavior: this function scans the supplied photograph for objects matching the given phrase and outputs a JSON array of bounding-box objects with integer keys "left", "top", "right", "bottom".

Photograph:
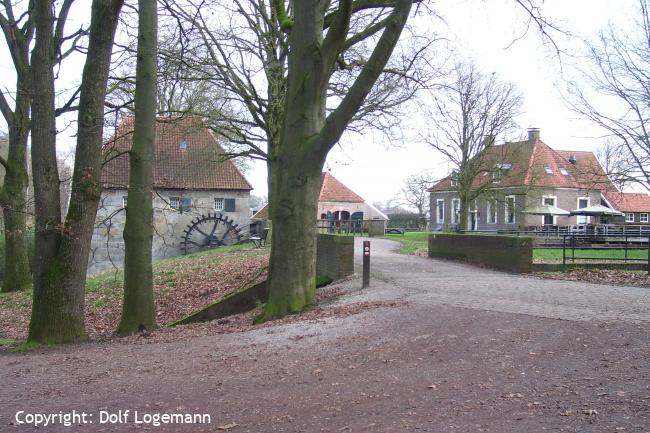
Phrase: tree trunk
[
  {"left": 260, "top": 157, "right": 323, "bottom": 320},
  {"left": 119, "top": 0, "right": 157, "bottom": 335},
  {"left": 28, "top": 0, "right": 123, "bottom": 344},
  {"left": 257, "top": 2, "right": 329, "bottom": 321},
  {"left": 1, "top": 95, "right": 31, "bottom": 292}
]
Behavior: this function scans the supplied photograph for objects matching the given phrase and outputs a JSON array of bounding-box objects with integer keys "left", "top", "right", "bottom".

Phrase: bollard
[{"left": 362, "top": 240, "right": 370, "bottom": 288}]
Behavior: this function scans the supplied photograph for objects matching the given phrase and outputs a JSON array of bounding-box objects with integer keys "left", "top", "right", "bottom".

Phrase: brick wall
[
  {"left": 428, "top": 233, "right": 533, "bottom": 273},
  {"left": 316, "top": 234, "right": 354, "bottom": 281}
]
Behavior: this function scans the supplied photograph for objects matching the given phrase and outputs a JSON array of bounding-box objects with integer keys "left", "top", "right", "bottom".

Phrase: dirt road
[{"left": 1, "top": 238, "right": 649, "bottom": 432}]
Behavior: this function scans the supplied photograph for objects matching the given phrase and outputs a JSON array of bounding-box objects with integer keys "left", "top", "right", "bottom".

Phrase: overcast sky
[{"left": 0, "top": 0, "right": 639, "bottom": 207}]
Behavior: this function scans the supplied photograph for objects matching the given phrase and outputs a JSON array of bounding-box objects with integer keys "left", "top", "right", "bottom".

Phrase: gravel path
[{"left": 1, "top": 238, "right": 649, "bottom": 432}]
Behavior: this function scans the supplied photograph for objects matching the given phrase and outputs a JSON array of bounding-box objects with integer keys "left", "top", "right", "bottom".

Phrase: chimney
[
  {"left": 482, "top": 135, "right": 496, "bottom": 147},
  {"left": 528, "top": 128, "right": 540, "bottom": 141}
]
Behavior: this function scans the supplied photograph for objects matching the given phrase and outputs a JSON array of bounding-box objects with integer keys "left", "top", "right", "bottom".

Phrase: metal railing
[{"left": 560, "top": 234, "right": 650, "bottom": 273}]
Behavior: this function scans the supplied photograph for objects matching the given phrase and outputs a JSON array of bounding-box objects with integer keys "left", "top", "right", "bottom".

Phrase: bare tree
[
  {"left": 566, "top": 0, "right": 650, "bottom": 193},
  {"left": 424, "top": 61, "right": 523, "bottom": 230},
  {"left": 399, "top": 170, "right": 435, "bottom": 226},
  {"left": 118, "top": 0, "right": 158, "bottom": 335},
  {"left": 29, "top": 0, "right": 124, "bottom": 344}
]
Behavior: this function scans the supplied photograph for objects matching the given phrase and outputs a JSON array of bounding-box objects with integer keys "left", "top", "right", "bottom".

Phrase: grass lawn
[
  {"left": 0, "top": 243, "right": 269, "bottom": 342},
  {"left": 534, "top": 248, "right": 648, "bottom": 262},
  {"left": 384, "top": 231, "right": 429, "bottom": 255}
]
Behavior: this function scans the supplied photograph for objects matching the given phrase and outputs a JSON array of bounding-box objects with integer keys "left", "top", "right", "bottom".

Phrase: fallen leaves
[{"left": 535, "top": 269, "right": 650, "bottom": 288}]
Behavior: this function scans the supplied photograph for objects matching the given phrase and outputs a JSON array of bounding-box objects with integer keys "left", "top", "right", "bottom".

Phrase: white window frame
[
  {"left": 576, "top": 197, "right": 590, "bottom": 224},
  {"left": 214, "top": 197, "right": 224, "bottom": 211},
  {"left": 122, "top": 196, "right": 128, "bottom": 208},
  {"left": 542, "top": 195, "right": 557, "bottom": 225},
  {"left": 170, "top": 196, "right": 180, "bottom": 209},
  {"left": 559, "top": 167, "right": 569, "bottom": 176},
  {"left": 505, "top": 195, "right": 516, "bottom": 224},
  {"left": 640, "top": 213, "right": 649, "bottom": 223},
  {"left": 487, "top": 199, "right": 497, "bottom": 224},
  {"left": 451, "top": 198, "right": 460, "bottom": 224},
  {"left": 544, "top": 166, "right": 553, "bottom": 175},
  {"left": 626, "top": 212, "right": 635, "bottom": 223},
  {"left": 436, "top": 199, "right": 445, "bottom": 224}
]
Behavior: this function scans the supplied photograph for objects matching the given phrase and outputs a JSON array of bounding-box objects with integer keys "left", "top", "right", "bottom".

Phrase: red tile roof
[
  {"left": 319, "top": 172, "right": 365, "bottom": 203},
  {"left": 101, "top": 116, "right": 252, "bottom": 191},
  {"left": 251, "top": 173, "right": 366, "bottom": 220},
  {"left": 428, "top": 139, "right": 615, "bottom": 193},
  {"left": 604, "top": 191, "right": 650, "bottom": 212}
]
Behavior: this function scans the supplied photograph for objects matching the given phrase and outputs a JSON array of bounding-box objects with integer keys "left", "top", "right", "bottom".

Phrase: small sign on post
[{"left": 362, "top": 240, "right": 370, "bottom": 288}]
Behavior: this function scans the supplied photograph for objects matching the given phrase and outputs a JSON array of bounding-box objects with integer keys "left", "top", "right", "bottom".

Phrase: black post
[
  {"left": 362, "top": 240, "right": 370, "bottom": 288},
  {"left": 562, "top": 234, "right": 566, "bottom": 271},
  {"left": 647, "top": 236, "right": 649, "bottom": 276}
]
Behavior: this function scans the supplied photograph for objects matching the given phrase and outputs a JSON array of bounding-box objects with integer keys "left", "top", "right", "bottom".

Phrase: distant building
[
  {"left": 428, "top": 128, "right": 618, "bottom": 230},
  {"left": 604, "top": 191, "right": 650, "bottom": 225},
  {"left": 252, "top": 172, "right": 388, "bottom": 222},
  {"left": 89, "top": 116, "right": 252, "bottom": 273}
]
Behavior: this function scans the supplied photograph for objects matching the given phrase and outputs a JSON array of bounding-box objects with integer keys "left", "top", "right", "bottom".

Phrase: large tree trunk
[
  {"left": 257, "top": 2, "right": 328, "bottom": 321},
  {"left": 119, "top": 0, "right": 157, "bottom": 335},
  {"left": 28, "top": 0, "right": 123, "bottom": 344},
  {"left": 1, "top": 94, "right": 31, "bottom": 292},
  {"left": 28, "top": 0, "right": 68, "bottom": 342}
]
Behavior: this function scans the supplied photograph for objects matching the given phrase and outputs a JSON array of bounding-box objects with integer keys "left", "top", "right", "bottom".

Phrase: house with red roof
[
  {"left": 89, "top": 116, "right": 253, "bottom": 272},
  {"left": 252, "top": 172, "right": 388, "bottom": 222},
  {"left": 428, "top": 128, "right": 619, "bottom": 230},
  {"left": 603, "top": 191, "right": 650, "bottom": 225}
]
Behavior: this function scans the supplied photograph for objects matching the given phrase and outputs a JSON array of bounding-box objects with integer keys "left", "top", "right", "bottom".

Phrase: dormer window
[
  {"left": 544, "top": 165, "right": 553, "bottom": 175},
  {"left": 559, "top": 167, "right": 569, "bottom": 176},
  {"left": 179, "top": 140, "right": 188, "bottom": 151}
]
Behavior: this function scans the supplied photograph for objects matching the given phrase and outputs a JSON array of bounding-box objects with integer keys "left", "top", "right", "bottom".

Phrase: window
[
  {"left": 436, "top": 199, "right": 444, "bottom": 224},
  {"left": 544, "top": 165, "right": 553, "bottom": 175},
  {"left": 122, "top": 196, "right": 128, "bottom": 208},
  {"left": 641, "top": 213, "right": 649, "bottom": 223},
  {"left": 576, "top": 197, "right": 590, "bottom": 224},
  {"left": 170, "top": 196, "right": 191, "bottom": 212},
  {"left": 179, "top": 140, "right": 188, "bottom": 151},
  {"left": 214, "top": 198, "right": 224, "bottom": 210},
  {"left": 542, "top": 196, "right": 556, "bottom": 225},
  {"left": 451, "top": 198, "right": 460, "bottom": 224},
  {"left": 626, "top": 213, "right": 635, "bottom": 223},
  {"left": 505, "top": 195, "right": 516, "bottom": 224},
  {"left": 559, "top": 167, "right": 569, "bottom": 176},
  {"left": 487, "top": 200, "right": 497, "bottom": 224}
]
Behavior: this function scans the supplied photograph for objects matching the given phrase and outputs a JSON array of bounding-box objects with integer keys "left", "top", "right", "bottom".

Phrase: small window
[
  {"left": 487, "top": 200, "right": 497, "bottom": 224},
  {"left": 497, "top": 163, "right": 512, "bottom": 170},
  {"left": 436, "top": 199, "right": 444, "bottom": 224},
  {"left": 122, "top": 196, "right": 128, "bottom": 208},
  {"left": 214, "top": 198, "right": 224, "bottom": 210},
  {"left": 544, "top": 166, "right": 553, "bottom": 175},
  {"left": 451, "top": 198, "right": 460, "bottom": 224},
  {"left": 170, "top": 196, "right": 191, "bottom": 212},
  {"left": 505, "top": 195, "right": 516, "bottom": 224},
  {"left": 577, "top": 198, "right": 589, "bottom": 224},
  {"left": 640, "top": 213, "right": 648, "bottom": 223},
  {"left": 559, "top": 167, "right": 569, "bottom": 176},
  {"left": 626, "top": 213, "right": 635, "bottom": 222},
  {"left": 179, "top": 140, "right": 188, "bottom": 151}
]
